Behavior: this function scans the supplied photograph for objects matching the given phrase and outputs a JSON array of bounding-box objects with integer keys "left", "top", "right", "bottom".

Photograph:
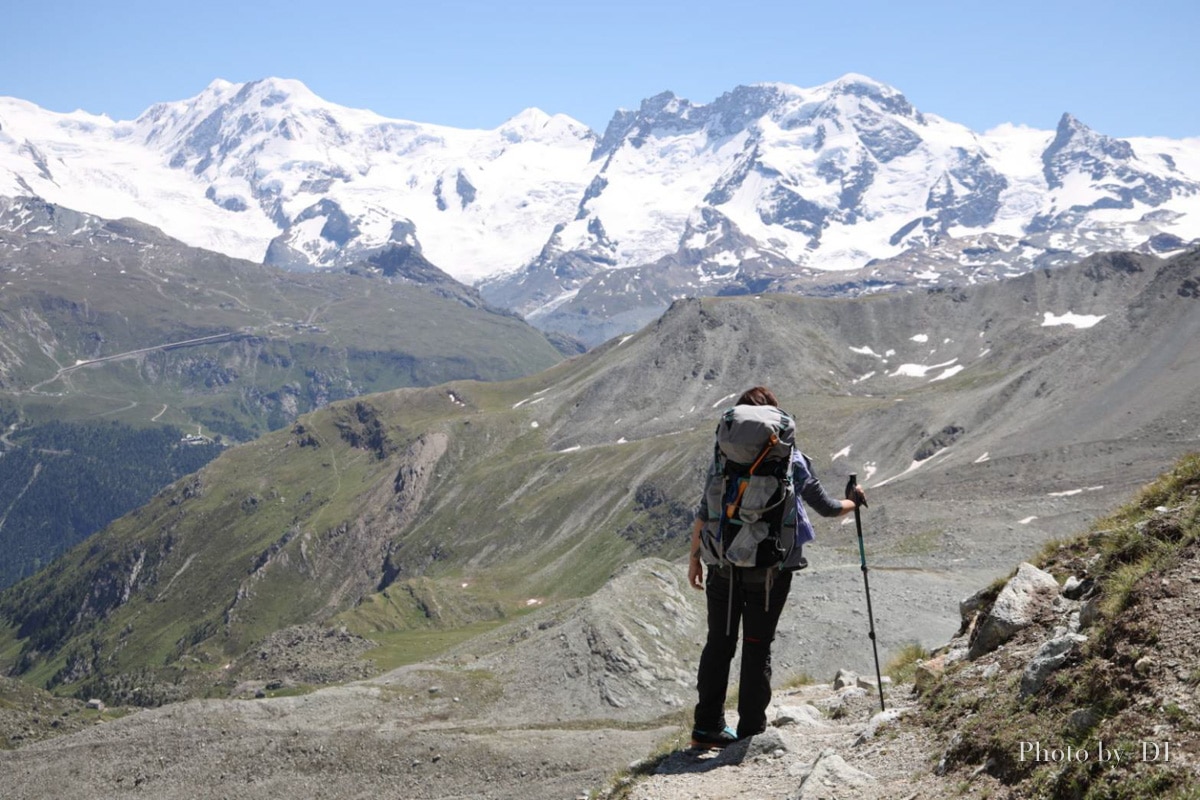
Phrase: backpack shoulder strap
[{"left": 724, "top": 431, "right": 780, "bottom": 520}]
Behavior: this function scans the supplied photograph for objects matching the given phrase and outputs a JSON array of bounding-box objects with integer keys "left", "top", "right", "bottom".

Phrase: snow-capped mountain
[
  {"left": 0, "top": 78, "right": 598, "bottom": 281},
  {"left": 485, "top": 76, "right": 1200, "bottom": 341},
  {"left": 2, "top": 75, "right": 1198, "bottom": 343}
]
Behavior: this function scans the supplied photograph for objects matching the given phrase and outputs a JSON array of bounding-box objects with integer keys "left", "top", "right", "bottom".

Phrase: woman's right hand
[
  {"left": 688, "top": 556, "right": 704, "bottom": 590},
  {"left": 850, "top": 485, "right": 868, "bottom": 508}
]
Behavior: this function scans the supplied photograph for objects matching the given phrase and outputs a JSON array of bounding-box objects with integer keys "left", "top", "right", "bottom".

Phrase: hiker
[{"left": 688, "top": 385, "right": 866, "bottom": 747}]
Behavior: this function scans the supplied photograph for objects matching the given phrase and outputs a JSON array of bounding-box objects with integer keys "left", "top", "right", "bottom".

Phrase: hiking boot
[{"left": 689, "top": 725, "right": 737, "bottom": 749}]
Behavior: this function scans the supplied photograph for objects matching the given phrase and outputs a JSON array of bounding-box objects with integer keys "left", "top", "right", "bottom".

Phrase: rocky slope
[{"left": 0, "top": 560, "right": 698, "bottom": 800}]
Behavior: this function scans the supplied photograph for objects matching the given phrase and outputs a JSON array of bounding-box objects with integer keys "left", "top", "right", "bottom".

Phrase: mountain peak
[
  {"left": 499, "top": 107, "right": 555, "bottom": 135},
  {"left": 507, "top": 106, "right": 551, "bottom": 123},
  {"left": 828, "top": 72, "right": 896, "bottom": 92},
  {"left": 639, "top": 90, "right": 683, "bottom": 114},
  {"left": 229, "top": 77, "right": 324, "bottom": 112},
  {"left": 498, "top": 107, "right": 595, "bottom": 144},
  {"left": 815, "top": 73, "right": 918, "bottom": 119},
  {"left": 133, "top": 76, "right": 332, "bottom": 143},
  {"left": 204, "top": 78, "right": 235, "bottom": 93},
  {"left": 1056, "top": 112, "right": 1087, "bottom": 134},
  {"left": 591, "top": 91, "right": 698, "bottom": 160},
  {"left": 1048, "top": 111, "right": 1134, "bottom": 162}
]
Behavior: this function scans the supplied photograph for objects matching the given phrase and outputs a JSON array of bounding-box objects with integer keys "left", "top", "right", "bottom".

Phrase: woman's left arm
[{"left": 688, "top": 517, "right": 704, "bottom": 590}]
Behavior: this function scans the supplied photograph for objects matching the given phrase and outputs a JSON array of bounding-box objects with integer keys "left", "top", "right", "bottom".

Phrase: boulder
[
  {"left": 913, "top": 654, "right": 947, "bottom": 695},
  {"left": 1019, "top": 633, "right": 1087, "bottom": 697},
  {"left": 833, "top": 668, "right": 859, "bottom": 689},
  {"left": 958, "top": 586, "right": 991, "bottom": 633},
  {"left": 968, "top": 563, "right": 1060, "bottom": 659},
  {"left": 718, "top": 729, "right": 791, "bottom": 764},
  {"left": 796, "top": 749, "right": 876, "bottom": 799},
  {"left": 854, "top": 707, "right": 909, "bottom": 746},
  {"left": 1066, "top": 707, "right": 1101, "bottom": 737},
  {"left": 774, "top": 703, "right": 828, "bottom": 728},
  {"left": 855, "top": 675, "right": 892, "bottom": 692},
  {"left": 813, "top": 686, "right": 868, "bottom": 716}
]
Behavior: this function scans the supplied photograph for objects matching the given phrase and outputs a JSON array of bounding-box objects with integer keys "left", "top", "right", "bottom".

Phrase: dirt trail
[{"left": 621, "top": 680, "right": 942, "bottom": 800}]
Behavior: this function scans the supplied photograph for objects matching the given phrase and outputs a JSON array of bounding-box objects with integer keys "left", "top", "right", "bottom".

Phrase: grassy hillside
[
  {"left": 0, "top": 200, "right": 563, "bottom": 587},
  {"left": 0, "top": 210, "right": 563, "bottom": 435},
  {"left": 922, "top": 453, "right": 1200, "bottom": 799},
  {"left": 0, "top": 377, "right": 709, "bottom": 705},
  {"left": 0, "top": 674, "right": 127, "bottom": 750}
]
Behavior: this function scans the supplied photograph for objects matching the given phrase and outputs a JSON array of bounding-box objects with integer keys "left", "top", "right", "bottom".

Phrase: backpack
[{"left": 698, "top": 404, "right": 802, "bottom": 569}]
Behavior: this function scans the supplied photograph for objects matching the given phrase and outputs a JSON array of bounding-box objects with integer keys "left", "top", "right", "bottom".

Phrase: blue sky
[{"left": 3, "top": 0, "right": 1197, "bottom": 138}]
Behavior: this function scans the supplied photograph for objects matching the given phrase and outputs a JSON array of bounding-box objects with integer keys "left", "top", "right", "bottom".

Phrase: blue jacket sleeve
[{"left": 793, "top": 451, "right": 845, "bottom": 518}]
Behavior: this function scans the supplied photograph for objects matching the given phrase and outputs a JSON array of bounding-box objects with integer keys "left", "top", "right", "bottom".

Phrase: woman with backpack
[{"left": 687, "top": 385, "right": 867, "bottom": 748}]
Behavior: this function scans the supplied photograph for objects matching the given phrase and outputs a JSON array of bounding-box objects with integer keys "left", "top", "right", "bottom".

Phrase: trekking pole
[{"left": 847, "top": 473, "right": 885, "bottom": 712}]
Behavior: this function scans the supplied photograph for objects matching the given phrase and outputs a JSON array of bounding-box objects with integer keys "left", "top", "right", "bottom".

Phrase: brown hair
[{"left": 736, "top": 386, "right": 778, "bottom": 406}]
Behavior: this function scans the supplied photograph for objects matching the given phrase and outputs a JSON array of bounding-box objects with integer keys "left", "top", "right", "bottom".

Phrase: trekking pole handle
[
  {"left": 848, "top": 474, "right": 867, "bottom": 564},
  {"left": 845, "top": 473, "right": 867, "bottom": 509}
]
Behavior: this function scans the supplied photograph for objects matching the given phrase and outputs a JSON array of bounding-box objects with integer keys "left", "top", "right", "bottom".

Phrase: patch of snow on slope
[
  {"left": 930, "top": 365, "right": 965, "bottom": 382},
  {"left": 711, "top": 392, "right": 737, "bottom": 408},
  {"left": 873, "top": 450, "right": 947, "bottom": 488},
  {"left": 889, "top": 358, "right": 958, "bottom": 378},
  {"left": 1048, "top": 486, "right": 1105, "bottom": 497},
  {"left": 1041, "top": 311, "right": 1106, "bottom": 329}
]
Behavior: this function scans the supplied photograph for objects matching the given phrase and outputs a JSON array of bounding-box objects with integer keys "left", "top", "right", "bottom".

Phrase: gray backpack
[{"left": 698, "top": 405, "right": 799, "bottom": 568}]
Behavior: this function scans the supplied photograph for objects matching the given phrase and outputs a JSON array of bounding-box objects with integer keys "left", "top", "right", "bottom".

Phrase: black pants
[{"left": 694, "top": 565, "right": 793, "bottom": 739}]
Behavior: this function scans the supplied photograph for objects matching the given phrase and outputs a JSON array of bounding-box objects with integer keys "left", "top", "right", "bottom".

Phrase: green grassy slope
[
  {"left": 0, "top": 202, "right": 563, "bottom": 590},
  {"left": 0, "top": 375, "right": 706, "bottom": 704},
  {"left": 0, "top": 223, "right": 562, "bottom": 434}
]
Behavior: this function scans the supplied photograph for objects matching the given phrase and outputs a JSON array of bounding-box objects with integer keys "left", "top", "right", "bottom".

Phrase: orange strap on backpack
[{"left": 725, "top": 433, "right": 778, "bottom": 519}]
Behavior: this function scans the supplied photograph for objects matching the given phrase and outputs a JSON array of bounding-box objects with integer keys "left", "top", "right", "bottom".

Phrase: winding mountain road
[{"left": 27, "top": 331, "right": 249, "bottom": 394}]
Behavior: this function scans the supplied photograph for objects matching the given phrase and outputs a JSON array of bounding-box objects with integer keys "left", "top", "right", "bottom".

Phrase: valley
[
  {"left": 0, "top": 244, "right": 1195, "bottom": 796},
  {"left": 0, "top": 197, "right": 564, "bottom": 586}
]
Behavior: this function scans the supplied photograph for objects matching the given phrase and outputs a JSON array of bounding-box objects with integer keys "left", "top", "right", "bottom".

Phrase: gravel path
[{"left": 620, "top": 680, "right": 944, "bottom": 800}]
